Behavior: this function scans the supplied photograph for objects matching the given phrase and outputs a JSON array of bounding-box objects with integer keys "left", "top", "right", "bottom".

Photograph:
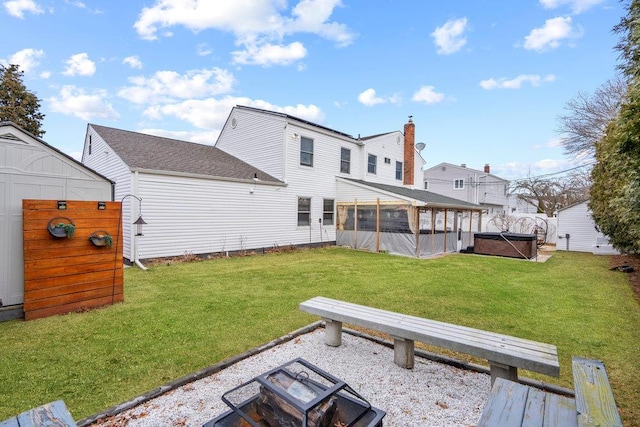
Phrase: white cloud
[
  {"left": 287, "top": 0, "right": 355, "bottom": 47},
  {"left": 197, "top": 43, "right": 213, "bottom": 56},
  {"left": 232, "top": 42, "right": 307, "bottom": 66},
  {"left": 2, "top": 48, "right": 45, "bottom": 73},
  {"left": 48, "top": 85, "right": 119, "bottom": 121},
  {"left": 523, "top": 17, "right": 582, "bottom": 52},
  {"left": 63, "top": 53, "right": 96, "bottom": 76},
  {"left": 123, "top": 55, "right": 143, "bottom": 69},
  {"left": 143, "top": 96, "right": 324, "bottom": 130},
  {"left": 4, "top": 0, "right": 44, "bottom": 18},
  {"left": 480, "top": 74, "right": 556, "bottom": 90},
  {"left": 358, "top": 89, "right": 383, "bottom": 106},
  {"left": 431, "top": 17, "right": 468, "bottom": 55},
  {"left": 412, "top": 86, "right": 445, "bottom": 104},
  {"left": 539, "top": 0, "right": 604, "bottom": 14},
  {"left": 546, "top": 137, "right": 564, "bottom": 148},
  {"left": 118, "top": 67, "right": 235, "bottom": 104},
  {"left": 133, "top": 0, "right": 354, "bottom": 66}
]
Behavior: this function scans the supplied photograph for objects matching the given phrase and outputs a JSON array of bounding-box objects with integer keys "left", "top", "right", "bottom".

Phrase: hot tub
[{"left": 473, "top": 232, "right": 537, "bottom": 259}]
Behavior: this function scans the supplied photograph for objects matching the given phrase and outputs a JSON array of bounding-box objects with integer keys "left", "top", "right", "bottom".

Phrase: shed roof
[
  {"left": 1, "top": 121, "right": 113, "bottom": 184},
  {"left": 341, "top": 178, "right": 482, "bottom": 210},
  {"left": 90, "top": 124, "right": 281, "bottom": 183}
]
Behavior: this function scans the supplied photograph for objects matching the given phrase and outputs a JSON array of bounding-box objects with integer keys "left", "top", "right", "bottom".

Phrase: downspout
[{"left": 132, "top": 171, "right": 147, "bottom": 271}]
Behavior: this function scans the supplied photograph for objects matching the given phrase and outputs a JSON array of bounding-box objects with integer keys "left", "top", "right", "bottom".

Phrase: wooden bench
[
  {"left": 0, "top": 400, "right": 76, "bottom": 427},
  {"left": 299, "top": 296, "right": 560, "bottom": 384},
  {"left": 477, "top": 378, "right": 577, "bottom": 426},
  {"left": 572, "top": 357, "right": 622, "bottom": 426},
  {"left": 477, "top": 357, "right": 622, "bottom": 426}
]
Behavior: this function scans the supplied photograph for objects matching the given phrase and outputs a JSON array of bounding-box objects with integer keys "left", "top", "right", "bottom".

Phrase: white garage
[{"left": 0, "top": 122, "right": 113, "bottom": 319}]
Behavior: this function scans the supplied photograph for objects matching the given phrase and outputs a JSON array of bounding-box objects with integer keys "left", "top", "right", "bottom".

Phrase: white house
[
  {"left": 423, "top": 163, "right": 509, "bottom": 214},
  {"left": 82, "top": 106, "right": 481, "bottom": 261},
  {"left": 0, "top": 122, "right": 113, "bottom": 317},
  {"left": 556, "top": 200, "right": 619, "bottom": 254}
]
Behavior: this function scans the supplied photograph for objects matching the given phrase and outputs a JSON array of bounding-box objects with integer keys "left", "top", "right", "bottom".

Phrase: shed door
[{"left": 0, "top": 174, "right": 65, "bottom": 306}]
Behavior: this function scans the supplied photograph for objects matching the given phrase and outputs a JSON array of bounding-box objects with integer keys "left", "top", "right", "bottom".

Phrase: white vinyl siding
[{"left": 215, "top": 109, "right": 286, "bottom": 180}]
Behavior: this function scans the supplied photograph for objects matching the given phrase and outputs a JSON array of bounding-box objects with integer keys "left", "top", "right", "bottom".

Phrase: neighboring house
[
  {"left": 423, "top": 163, "right": 509, "bottom": 215},
  {"left": 82, "top": 105, "right": 478, "bottom": 261},
  {"left": 0, "top": 122, "right": 113, "bottom": 315},
  {"left": 556, "top": 200, "right": 619, "bottom": 254}
]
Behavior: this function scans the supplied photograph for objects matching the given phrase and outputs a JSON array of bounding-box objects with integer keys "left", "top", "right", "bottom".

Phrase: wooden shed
[{"left": 0, "top": 122, "right": 113, "bottom": 320}]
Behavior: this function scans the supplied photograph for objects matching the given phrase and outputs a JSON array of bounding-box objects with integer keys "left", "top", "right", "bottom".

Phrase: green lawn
[{"left": 1, "top": 248, "right": 639, "bottom": 425}]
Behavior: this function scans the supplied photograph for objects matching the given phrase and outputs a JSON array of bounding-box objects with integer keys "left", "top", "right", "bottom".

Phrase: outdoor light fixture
[
  {"left": 133, "top": 215, "right": 147, "bottom": 236},
  {"left": 97, "top": 201, "right": 106, "bottom": 210},
  {"left": 57, "top": 201, "right": 67, "bottom": 210}
]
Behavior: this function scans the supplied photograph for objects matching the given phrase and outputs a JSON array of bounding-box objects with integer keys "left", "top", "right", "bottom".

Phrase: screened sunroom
[{"left": 336, "top": 179, "right": 483, "bottom": 258}]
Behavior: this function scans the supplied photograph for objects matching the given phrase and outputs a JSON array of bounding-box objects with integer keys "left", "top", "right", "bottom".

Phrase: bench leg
[
  {"left": 393, "top": 337, "right": 415, "bottom": 369},
  {"left": 323, "top": 318, "right": 342, "bottom": 346},
  {"left": 488, "top": 361, "right": 518, "bottom": 385}
]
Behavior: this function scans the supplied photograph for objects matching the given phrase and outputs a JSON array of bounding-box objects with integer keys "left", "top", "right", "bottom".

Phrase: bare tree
[
  {"left": 556, "top": 77, "right": 626, "bottom": 158},
  {"left": 511, "top": 171, "right": 590, "bottom": 216}
]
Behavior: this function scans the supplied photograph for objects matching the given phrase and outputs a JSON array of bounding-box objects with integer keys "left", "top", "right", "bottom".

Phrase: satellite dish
[{"left": 415, "top": 142, "right": 426, "bottom": 151}]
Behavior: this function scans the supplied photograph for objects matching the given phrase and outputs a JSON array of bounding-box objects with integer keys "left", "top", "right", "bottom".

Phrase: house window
[
  {"left": 384, "top": 157, "right": 391, "bottom": 164},
  {"left": 396, "top": 161, "right": 403, "bottom": 181},
  {"left": 368, "top": 154, "right": 377, "bottom": 174},
  {"left": 323, "top": 199, "right": 334, "bottom": 225},
  {"left": 298, "top": 197, "right": 311, "bottom": 226},
  {"left": 340, "top": 147, "right": 350, "bottom": 174},
  {"left": 88, "top": 135, "right": 92, "bottom": 155},
  {"left": 424, "top": 180, "right": 429, "bottom": 190},
  {"left": 454, "top": 179, "right": 464, "bottom": 189},
  {"left": 300, "top": 136, "right": 314, "bottom": 167}
]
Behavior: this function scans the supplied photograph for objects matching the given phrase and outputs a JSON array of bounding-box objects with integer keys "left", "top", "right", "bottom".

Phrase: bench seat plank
[
  {"left": 521, "top": 386, "right": 545, "bottom": 426},
  {"left": 2, "top": 401, "right": 76, "bottom": 427},
  {"left": 478, "top": 378, "right": 577, "bottom": 427},
  {"left": 572, "top": 357, "right": 622, "bottom": 426},
  {"left": 300, "top": 296, "right": 560, "bottom": 377},
  {"left": 477, "top": 378, "right": 529, "bottom": 426},
  {"left": 543, "top": 393, "right": 577, "bottom": 427}
]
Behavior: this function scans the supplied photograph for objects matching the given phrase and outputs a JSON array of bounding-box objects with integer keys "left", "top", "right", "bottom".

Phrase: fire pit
[{"left": 203, "top": 358, "right": 385, "bottom": 427}]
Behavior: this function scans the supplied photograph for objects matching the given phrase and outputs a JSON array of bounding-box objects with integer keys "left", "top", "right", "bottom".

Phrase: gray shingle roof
[
  {"left": 90, "top": 124, "right": 281, "bottom": 183},
  {"left": 342, "top": 178, "right": 482, "bottom": 210}
]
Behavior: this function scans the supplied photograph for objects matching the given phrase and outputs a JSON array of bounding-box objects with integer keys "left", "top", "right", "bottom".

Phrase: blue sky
[{"left": 1, "top": 0, "right": 624, "bottom": 180}]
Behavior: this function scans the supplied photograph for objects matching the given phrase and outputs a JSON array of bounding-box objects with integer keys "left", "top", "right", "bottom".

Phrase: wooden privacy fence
[{"left": 22, "top": 199, "right": 123, "bottom": 320}]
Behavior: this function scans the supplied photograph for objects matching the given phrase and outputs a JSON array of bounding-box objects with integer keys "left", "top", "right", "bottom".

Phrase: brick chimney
[
  {"left": 403, "top": 116, "right": 415, "bottom": 186},
  {"left": 484, "top": 163, "right": 490, "bottom": 173}
]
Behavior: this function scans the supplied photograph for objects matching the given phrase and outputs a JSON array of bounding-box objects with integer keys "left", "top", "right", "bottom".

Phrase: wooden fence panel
[{"left": 22, "top": 199, "right": 123, "bottom": 320}]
